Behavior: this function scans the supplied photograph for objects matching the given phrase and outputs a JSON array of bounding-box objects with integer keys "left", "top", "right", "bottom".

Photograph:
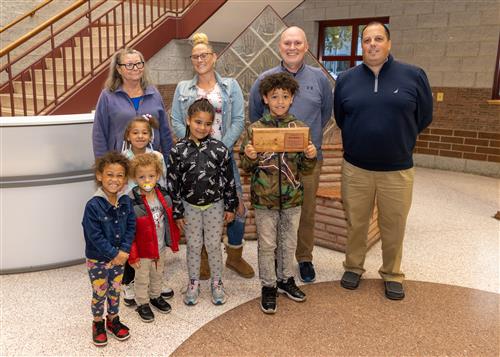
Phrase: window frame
[
  {"left": 317, "top": 17, "right": 389, "bottom": 73},
  {"left": 492, "top": 33, "right": 500, "bottom": 100}
]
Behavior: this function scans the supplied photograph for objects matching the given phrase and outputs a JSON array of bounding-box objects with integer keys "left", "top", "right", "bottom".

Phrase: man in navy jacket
[{"left": 334, "top": 22, "right": 433, "bottom": 300}]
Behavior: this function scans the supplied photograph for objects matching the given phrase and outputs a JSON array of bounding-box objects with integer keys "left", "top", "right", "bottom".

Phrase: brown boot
[
  {"left": 225, "top": 245, "right": 255, "bottom": 278},
  {"left": 200, "top": 245, "right": 210, "bottom": 280}
]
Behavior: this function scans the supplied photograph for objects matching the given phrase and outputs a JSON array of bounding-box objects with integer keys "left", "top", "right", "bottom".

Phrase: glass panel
[
  {"left": 323, "top": 26, "right": 352, "bottom": 56},
  {"left": 356, "top": 25, "right": 364, "bottom": 56},
  {"left": 356, "top": 60, "right": 363, "bottom": 66},
  {"left": 323, "top": 60, "right": 350, "bottom": 79}
]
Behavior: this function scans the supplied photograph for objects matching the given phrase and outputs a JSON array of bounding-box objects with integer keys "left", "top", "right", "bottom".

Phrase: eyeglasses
[
  {"left": 190, "top": 53, "right": 213, "bottom": 61},
  {"left": 117, "top": 62, "right": 145, "bottom": 70}
]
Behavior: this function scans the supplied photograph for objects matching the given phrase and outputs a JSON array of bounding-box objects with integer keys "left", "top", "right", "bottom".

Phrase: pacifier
[{"left": 142, "top": 183, "right": 154, "bottom": 192}]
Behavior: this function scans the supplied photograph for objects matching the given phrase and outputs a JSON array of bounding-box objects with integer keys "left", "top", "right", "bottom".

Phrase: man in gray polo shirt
[{"left": 249, "top": 26, "right": 333, "bottom": 283}]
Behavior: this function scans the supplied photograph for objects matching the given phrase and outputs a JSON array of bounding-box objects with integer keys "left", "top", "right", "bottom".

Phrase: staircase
[{"left": 0, "top": 0, "right": 227, "bottom": 116}]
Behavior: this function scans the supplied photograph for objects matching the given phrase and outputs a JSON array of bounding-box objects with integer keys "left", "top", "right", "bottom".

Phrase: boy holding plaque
[{"left": 240, "top": 72, "right": 317, "bottom": 314}]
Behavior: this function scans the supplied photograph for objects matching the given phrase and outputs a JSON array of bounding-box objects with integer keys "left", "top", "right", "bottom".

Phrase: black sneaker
[
  {"left": 384, "top": 281, "right": 405, "bottom": 300},
  {"left": 150, "top": 296, "right": 172, "bottom": 314},
  {"left": 340, "top": 271, "right": 361, "bottom": 290},
  {"left": 261, "top": 286, "right": 277, "bottom": 314},
  {"left": 277, "top": 277, "right": 306, "bottom": 302},
  {"left": 136, "top": 304, "right": 155, "bottom": 322},
  {"left": 298, "top": 262, "right": 316, "bottom": 283},
  {"left": 161, "top": 287, "right": 174, "bottom": 300}
]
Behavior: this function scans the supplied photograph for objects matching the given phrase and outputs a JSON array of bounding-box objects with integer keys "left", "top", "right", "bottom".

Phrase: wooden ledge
[
  {"left": 322, "top": 144, "right": 343, "bottom": 150},
  {"left": 317, "top": 186, "right": 341, "bottom": 200},
  {"left": 486, "top": 99, "right": 500, "bottom": 105}
]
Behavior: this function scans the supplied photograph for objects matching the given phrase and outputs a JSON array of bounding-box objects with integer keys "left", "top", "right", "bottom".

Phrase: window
[
  {"left": 318, "top": 17, "right": 389, "bottom": 79},
  {"left": 492, "top": 34, "right": 500, "bottom": 100}
]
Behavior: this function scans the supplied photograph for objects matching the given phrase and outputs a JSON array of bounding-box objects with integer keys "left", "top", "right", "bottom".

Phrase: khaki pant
[
  {"left": 133, "top": 249, "right": 166, "bottom": 305},
  {"left": 296, "top": 161, "right": 322, "bottom": 263},
  {"left": 341, "top": 160, "right": 414, "bottom": 283}
]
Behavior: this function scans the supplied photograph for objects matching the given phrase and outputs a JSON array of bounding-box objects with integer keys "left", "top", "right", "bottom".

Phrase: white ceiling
[{"left": 196, "top": 0, "right": 302, "bottom": 43}]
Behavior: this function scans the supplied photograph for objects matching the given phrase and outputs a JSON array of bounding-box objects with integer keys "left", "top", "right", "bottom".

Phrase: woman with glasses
[
  {"left": 92, "top": 47, "right": 174, "bottom": 307},
  {"left": 170, "top": 33, "right": 254, "bottom": 280},
  {"left": 92, "top": 48, "right": 173, "bottom": 162}
]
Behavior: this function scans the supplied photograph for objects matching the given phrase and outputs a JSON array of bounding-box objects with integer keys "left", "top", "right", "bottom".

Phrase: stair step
[
  {"left": 0, "top": 93, "right": 49, "bottom": 111},
  {"left": 63, "top": 46, "right": 109, "bottom": 60},
  {"left": 0, "top": 106, "right": 35, "bottom": 116},
  {"left": 73, "top": 37, "right": 121, "bottom": 55},
  {"left": 44, "top": 57, "right": 101, "bottom": 71},
  {"left": 33, "top": 68, "right": 85, "bottom": 86},
  {"left": 12, "top": 81, "right": 66, "bottom": 96}
]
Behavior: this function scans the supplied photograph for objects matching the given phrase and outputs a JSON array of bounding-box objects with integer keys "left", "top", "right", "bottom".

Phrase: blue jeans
[{"left": 227, "top": 153, "right": 246, "bottom": 246}]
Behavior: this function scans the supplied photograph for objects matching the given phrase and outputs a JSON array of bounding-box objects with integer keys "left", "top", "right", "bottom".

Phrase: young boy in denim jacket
[{"left": 82, "top": 151, "right": 135, "bottom": 346}]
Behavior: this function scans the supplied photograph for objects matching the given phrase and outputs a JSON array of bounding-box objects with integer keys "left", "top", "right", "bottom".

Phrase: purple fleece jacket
[{"left": 92, "top": 85, "right": 173, "bottom": 162}]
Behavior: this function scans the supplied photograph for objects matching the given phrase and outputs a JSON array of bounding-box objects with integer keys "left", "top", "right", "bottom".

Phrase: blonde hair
[
  {"left": 105, "top": 48, "right": 153, "bottom": 92},
  {"left": 129, "top": 153, "right": 163, "bottom": 179},
  {"left": 191, "top": 32, "right": 213, "bottom": 52}
]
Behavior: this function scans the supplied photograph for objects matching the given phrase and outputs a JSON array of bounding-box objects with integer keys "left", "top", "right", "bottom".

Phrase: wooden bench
[{"left": 314, "top": 187, "right": 380, "bottom": 252}]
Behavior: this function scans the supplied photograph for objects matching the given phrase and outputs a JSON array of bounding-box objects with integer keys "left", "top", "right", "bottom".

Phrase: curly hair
[
  {"left": 129, "top": 152, "right": 163, "bottom": 179},
  {"left": 259, "top": 72, "right": 299, "bottom": 98},
  {"left": 94, "top": 151, "right": 129, "bottom": 181}
]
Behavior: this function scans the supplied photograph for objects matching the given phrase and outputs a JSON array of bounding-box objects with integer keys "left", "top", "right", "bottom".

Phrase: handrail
[
  {"left": 0, "top": 0, "right": 87, "bottom": 57},
  {"left": 0, "top": 0, "right": 54, "bottom": 34},
  {"left": 0, "top": 0, "right": 201, "bottom": 116}
]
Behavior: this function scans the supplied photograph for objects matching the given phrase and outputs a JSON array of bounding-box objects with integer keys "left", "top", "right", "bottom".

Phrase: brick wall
[{"left": 415, "top": 87, "right": 500, "bottom": 163}]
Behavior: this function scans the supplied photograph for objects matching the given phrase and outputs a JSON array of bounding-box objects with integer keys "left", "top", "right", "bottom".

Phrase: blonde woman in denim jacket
[{"left": 170, "top": 32, "right": 254, "bottom": 279}]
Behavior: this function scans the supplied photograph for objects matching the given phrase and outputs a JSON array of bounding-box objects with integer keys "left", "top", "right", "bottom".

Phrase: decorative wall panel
[{"left": 216, "top": 5, "right": 339, "bottom": 145}]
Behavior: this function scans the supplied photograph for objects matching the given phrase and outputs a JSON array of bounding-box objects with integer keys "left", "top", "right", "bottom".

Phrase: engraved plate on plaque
[{"left": 252, "top": 127, "right": 309, "bottom": 152}]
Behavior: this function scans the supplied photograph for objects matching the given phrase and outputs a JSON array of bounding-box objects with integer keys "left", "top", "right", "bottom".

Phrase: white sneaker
[
  {"left": 183, "top": 279, "right": 200, "bottom": 306},
  {"left": 122, "top": 282, "right": 136, "bottom": 306},
  {"left": 211, "top": 278, "right": 227, "bottom": 305}
]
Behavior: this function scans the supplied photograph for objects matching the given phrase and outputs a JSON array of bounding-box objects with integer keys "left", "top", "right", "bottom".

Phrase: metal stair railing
[{"left": 0, "top": 0, "right": 195, "bottom": 116}]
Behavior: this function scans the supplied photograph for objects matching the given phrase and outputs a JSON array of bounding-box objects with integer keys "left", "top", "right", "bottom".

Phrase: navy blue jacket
[
  {"left": 82, "top": 188, "right": 136, "bottom": 261},
  {"left": 334, "top": 54, "right": 433, "bottom": 171}
]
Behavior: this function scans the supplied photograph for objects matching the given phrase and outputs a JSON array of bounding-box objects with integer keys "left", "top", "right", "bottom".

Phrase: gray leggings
[{"left": 184, "top": 200, "right": 224, "bottom": 281}]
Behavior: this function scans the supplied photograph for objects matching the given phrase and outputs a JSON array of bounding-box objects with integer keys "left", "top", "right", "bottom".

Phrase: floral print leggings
[{"left": 87, "top": 259, "right": 124, "bottom": 318}]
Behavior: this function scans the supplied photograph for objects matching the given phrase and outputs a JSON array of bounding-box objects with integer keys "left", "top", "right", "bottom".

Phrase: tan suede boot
[
  {"left": 199, "top": 245, "right": 210, "bottom": 280},
  {"left": 225, "top": 245, "right": 255, "bottom": 278}
]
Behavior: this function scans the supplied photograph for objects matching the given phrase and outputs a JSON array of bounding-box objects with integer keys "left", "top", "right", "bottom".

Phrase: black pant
[{"left": 122, "top": 261, "right": 135, "bottom": 285}]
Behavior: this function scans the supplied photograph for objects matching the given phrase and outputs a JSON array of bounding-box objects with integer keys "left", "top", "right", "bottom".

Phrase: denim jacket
[
  {"left": 82, "top": 188, "right": 136, "bottom": 262},
  {"left": 170, "top": 72, "right": 245, "bottom": 151}
]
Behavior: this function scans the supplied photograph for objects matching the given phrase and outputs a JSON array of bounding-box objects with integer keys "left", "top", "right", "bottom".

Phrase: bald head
[{"left": 279, "top": 26, "right": 309, "bottom": 73}]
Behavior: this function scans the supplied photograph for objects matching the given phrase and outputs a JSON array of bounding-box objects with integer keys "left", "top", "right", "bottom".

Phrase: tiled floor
[{"left": 1, "top": 167, "right": 499, "bottom": 356}]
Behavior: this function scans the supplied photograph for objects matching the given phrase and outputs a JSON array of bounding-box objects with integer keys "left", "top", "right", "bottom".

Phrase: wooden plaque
[{"left": 252, "top": 127, "right": 309, "bottom": 152}]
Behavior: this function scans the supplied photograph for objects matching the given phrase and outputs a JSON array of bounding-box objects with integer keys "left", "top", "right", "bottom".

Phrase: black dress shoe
[
  {"left": 384, "top": 281, "right": 405, "bottom": 300},
  {"left": 340, "top": 271, "right": 361, "bottom": 290},
  {"left": 150, "top": 296, "right": 172, "bottom": 313}
]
